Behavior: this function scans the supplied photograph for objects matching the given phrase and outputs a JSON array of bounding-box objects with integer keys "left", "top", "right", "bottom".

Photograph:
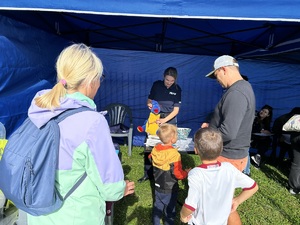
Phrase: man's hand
[{"left": 201, "top": 122, "right": 209, "bottom": 128}]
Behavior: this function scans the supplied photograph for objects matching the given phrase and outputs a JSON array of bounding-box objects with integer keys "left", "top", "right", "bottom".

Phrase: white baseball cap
[{"left": 205, "top": 55, "right": 239, "bottom": 79}]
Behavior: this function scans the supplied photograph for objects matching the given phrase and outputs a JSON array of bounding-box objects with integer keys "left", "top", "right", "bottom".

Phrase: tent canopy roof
[
  {"left": 2, "top": 0, "right": 300, "bottom": 20},
  {"left": 1, "top": 1, "right": 300, "bottom": 64}
]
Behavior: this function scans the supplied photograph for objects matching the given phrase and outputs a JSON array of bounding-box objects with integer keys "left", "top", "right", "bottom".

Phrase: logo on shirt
[{"left": 169, "top": 92, "right": 176, "bottom": 95}]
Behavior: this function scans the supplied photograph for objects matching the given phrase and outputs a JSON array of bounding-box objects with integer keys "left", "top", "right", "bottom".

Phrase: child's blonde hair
[{"left": 157, "top": 124, "right": 178, "bottom": 144}]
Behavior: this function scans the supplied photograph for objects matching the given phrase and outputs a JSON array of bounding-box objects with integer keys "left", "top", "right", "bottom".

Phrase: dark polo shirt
[{"left": 148, "top": 80, "right": 182, "bottom": 114}]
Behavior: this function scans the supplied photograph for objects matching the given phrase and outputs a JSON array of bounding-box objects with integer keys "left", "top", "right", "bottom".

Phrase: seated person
[
  {"left": 271, "top": 107, "right": 300, "bottom": 168},
  {"left": 251, "top": 105, "right": 273, "bottom": 168}
]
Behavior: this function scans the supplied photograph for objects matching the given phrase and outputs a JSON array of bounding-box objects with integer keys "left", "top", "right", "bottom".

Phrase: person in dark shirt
[
  {"left": 138, "top": 67, "right": 182, "bottom": 183},
  {"left": 202, "top": 55, "right": 256, "bottom": 225},
  {"left": 251, "top": 105, "right": 273, "bottom": 168},
  {"left": 147, "top": 67, "right": 182, "bottom": 125}
]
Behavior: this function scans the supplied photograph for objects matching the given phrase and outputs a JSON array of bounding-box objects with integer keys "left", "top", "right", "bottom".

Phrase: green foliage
[{"left": 114, "top": 146, "right": 300, "bottom": 225}]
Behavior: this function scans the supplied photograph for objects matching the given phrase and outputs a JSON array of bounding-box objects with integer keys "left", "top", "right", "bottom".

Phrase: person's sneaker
[
  {"left": 251, "top": 154, "right": 261, "bottom": 167},
  {"left": 138, "top": 175, "right": 149, "bottom": 183},
  {"left": 289, "top": 188, "right": 299, "bottom": 195}
]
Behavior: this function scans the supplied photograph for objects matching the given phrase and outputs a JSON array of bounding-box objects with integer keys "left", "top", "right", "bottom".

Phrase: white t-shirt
[{"left": 184, "top": 161, "right": 256, "bottom": 225}]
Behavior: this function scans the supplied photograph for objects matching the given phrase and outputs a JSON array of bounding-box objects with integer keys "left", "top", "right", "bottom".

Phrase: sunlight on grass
[{"left": 113, "top": 146, "right": 300, "bottom": 225}]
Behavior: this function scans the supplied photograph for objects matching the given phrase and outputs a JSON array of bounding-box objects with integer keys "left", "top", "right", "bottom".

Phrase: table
[
  {"left": 142, "top": 135, "right": 194, "bottom": 181},
  {"left": 144, "top": 135, "right": 194, "bottom": 154},
  {"left": 253, "top": 133, "right": 273, "bottom": 137}
]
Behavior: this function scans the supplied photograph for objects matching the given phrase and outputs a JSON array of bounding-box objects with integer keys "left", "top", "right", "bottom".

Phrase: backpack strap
[
  {"left": 63, "top": 172, "right": 87, "bottom": 200},
  {"left": 54, "top": 107, "right": 93, "bottom": 200},
  {"left": 55, "top": 107, "right": 94, "bottom": 123}
]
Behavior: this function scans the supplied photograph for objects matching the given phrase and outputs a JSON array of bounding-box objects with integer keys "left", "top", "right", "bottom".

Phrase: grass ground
[{"left": 113, "top": 145, "right": 300, "bottom": 225}]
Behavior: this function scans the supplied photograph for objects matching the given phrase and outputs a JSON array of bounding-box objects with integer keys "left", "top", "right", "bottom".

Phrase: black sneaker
[{"left": 138, "top": 175, "right": 149, "bottom": 183}]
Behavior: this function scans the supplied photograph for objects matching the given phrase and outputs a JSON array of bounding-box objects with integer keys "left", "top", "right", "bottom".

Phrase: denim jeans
[
  {"left": 153, "top": 190, "right": 177, "bottom": 225},
  {"left": 243, "top": 152, "right": 251, "bottom": 175}
]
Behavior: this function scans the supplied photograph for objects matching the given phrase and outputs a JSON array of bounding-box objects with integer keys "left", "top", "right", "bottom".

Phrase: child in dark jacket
[{"left": 149, "top": 123, "right": 191, "bottom": 225}]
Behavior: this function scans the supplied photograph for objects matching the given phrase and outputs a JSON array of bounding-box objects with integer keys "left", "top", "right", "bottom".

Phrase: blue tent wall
[
  {"left": 93, "top": 49, "right": 223, "bottom": 144},
  {"left": 0, "top": 15, "right": 67, "bottom": 135},
  {"left": 0, "top": 14, "right": 299, "bottom": 143},
  {"left": 94, "top": 48, "right": 300, "bottom": 144}
]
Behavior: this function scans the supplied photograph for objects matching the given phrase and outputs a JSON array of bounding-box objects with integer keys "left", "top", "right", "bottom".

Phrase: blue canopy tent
[{"left": 0, "top": 1, "right": 300, "bottom": 143}]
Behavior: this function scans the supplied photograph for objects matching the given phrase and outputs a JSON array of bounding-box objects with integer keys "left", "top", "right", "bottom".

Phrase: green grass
[{"left": 114, "top": 145, "right": 300, "bottom": 225}]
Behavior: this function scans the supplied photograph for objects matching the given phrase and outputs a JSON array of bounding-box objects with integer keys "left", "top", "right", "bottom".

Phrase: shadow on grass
[
  {"left": 181, "top": 153, "right": 197, "bottom": 168},
  {"left": 125, "top": 205, "right": 153, "bottom": 225},
  {"left": 115, "top": 146, "right": 198, "bottom": 225},
  {"left": 114, "top": 194, "right": 141, "bottom": 225},
  {"left": 258, "top": 189, "right": 299, "bottom": 224},
  {"left": 122, "top": 165, "right": 132, "bottom": 178},
  {"left": 179, "top": 153, "right": 197, "bottom": 201},
  {"left": 118, "top": 182, "right": 188, "bottom": 225},
  {"left": 113, "top": 178, "right": 155, "bottom": 225},
  {"left": 260, "top": 163, "right": 288, "bottom": 188}
]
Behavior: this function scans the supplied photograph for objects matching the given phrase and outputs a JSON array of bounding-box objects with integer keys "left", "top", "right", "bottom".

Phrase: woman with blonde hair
[{"left": 27, "top": 43, "right": 134, "bottom": 225}]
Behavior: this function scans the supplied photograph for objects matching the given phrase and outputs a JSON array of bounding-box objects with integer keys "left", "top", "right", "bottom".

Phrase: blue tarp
[{"left": 0, "top": 1, "right": 300, "bottom": 144}]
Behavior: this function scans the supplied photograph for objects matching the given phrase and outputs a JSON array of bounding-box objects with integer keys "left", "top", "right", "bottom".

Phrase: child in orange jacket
[{"left": 149, "top": 123, "right": 191, "bottom": 225}]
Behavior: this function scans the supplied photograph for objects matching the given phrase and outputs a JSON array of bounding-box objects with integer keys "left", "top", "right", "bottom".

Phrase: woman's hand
[
  {"left": 124, "top": 180, "right": 135, "bottom": 196},
  {"left": 147, "top": 103, "right": 153, "bottom": 110},
  {"left": 156, "top": 118, "right": 167, "bottom": 125},
  {"left": 261, "top": 129, "right": 271, "bottom": 134}
]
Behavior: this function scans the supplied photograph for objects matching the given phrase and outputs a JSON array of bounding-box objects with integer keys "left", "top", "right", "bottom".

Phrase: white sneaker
[
  {"left": 289, "top": 188, "right": 299, "bottom": 195},
  {"left": 251, "top": 154, "right": 261, "bottom": 167}
]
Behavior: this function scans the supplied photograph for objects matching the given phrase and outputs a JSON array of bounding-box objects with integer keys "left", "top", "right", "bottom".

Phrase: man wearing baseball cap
[{"left": 202, "top": 55, "right": 256, "bottom": 225}]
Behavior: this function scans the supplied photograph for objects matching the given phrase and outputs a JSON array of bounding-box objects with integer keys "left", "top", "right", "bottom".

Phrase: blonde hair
[
  {"left": 35, "top": 43, "right": 103, "bottom": 109},
  {"left": 157, "top": 124, "right": 178, "bottom": 144},
  {"left": 194, "top": 127, "right": 223, "bottom": 160}
]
